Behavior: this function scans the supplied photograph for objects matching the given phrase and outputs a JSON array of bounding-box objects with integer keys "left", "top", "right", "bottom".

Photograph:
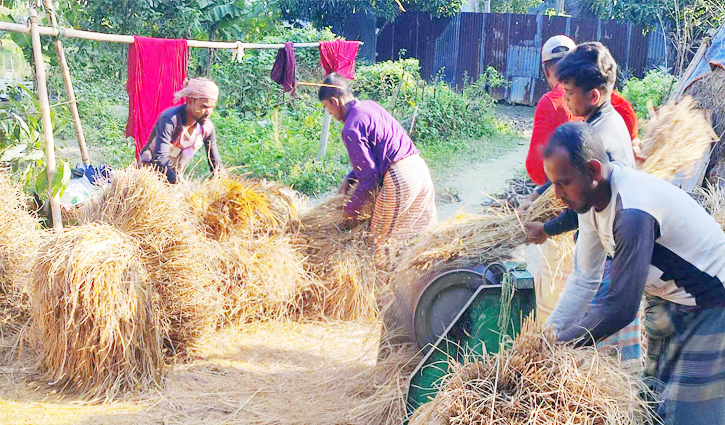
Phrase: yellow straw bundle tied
[
  {"left": 297, "top": 195, "right": 379, "bottom": 321},
  {"left": 209, "top": 235, "right": 319, "bottom": 324},
  {"left": 29, "top": 224, "right": 163, "bottom": 401},
  {"left": 0, "top": 170, "right": 41, "bottom": 329},
  {"left": 76, "top": 167, "right": 220, "bottom": 355},
  {"left": 394, "top": 186, "right": 564, "bottom": 275},
  {"left": 409, "top": 317, "right": 653, "bottom": 425},
  {"left": 639, "top": 96, "right": 719, "bottom": 181},
  {"left": 187, "top": 175, "right": 298, "bottom": 241}
]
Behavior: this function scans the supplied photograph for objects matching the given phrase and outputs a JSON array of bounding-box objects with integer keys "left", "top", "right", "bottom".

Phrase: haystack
[
  {"left": 29, "top": 224, "right": 163, "bottom": 401},
  {"left": 297, "top": 195, "right": 380, "bottom": 321},
  {"left": 209, "top": 234, "right": 318, "bottom": 324},
  {"left": 186, "top": 175, "right": 300, "bottom": 241},
  {"left": 76, "top": 167, "right": 220, "bottom": 355},
  {"left": 686, "top": 66, "right": 725, "bottom": 182},
  {"left": 0, "top": 169, "right": 42, "bottom": 329},
  {"left": 639, "top": 96, "right": 718, "bottom": 182},
  {"left": 409, "top": 317, "right": 653, "bottom": 425}
]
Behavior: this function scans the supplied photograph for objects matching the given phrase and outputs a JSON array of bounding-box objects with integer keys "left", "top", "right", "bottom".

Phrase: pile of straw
[
  {"left": 187, "top": 175, "right": 299, "bottom": 241},
  {"left": 393, "top": 187, "right": 564, "bottom": 275},
  {"left": 697, "top": 183, "right": 725, "bottom": 230},
  {"left": 28, "top": 224, "right": 163, "bottom": 401},
  {"left": 409, "top": 317, "right": 653, "bottom": 425},
  {"left": 0, "top": 170, "right": 41, "bottom": 329},
  {"left": 76, "top": 167, "right": 220, "bottom": 354},
  {"left": 297, "top": 195, "right": 380, "bottom": 321},
  {"left": 639, "top": 96, "right": 719, "bottom": 181},
  {"left": 210, "top": 235, "right": 318, "bottom": 324}
]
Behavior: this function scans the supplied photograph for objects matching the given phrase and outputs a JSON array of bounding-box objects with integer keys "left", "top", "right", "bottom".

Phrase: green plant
[
  {"left": 621, "top": 69, "right": 677, "bottom": 122},
  {"left": 0, "top": 85, "right": 72, "bottom": 197}
]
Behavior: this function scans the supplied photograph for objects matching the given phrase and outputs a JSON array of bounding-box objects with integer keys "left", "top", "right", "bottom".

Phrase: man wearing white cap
[
  {"left": 138, "top": 77, "right": 223, "bottom": 183},
  {"left": 524, "top": 35, "right": 578, "bottom": 188}
]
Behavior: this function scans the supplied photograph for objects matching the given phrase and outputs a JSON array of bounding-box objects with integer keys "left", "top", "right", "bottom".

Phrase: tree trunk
[
  {"left": 204, "top": 25, "right": 218, "bottom": 78},
  {"left": 483, "top": 0, "right": 491, "bottom": 13}
]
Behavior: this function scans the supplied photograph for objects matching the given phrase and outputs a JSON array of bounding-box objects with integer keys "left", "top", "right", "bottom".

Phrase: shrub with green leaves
[{"left": 621, "top": 70, "right": 677, "bottom": 122}]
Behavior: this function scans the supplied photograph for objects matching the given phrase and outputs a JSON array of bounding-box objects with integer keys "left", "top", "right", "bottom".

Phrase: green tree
[{"left": 279, "top": 0, "right": 464, "bottom": 29}]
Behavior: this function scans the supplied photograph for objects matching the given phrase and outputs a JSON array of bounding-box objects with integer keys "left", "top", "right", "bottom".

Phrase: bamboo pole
[
  {"left": 316, "top": 107, "right": 332, "bottom": 161},
  {"left": 29, "top": 9, "right": 62, "bottom": 231},
  {"left": 44, "top": 0, "right": 90, "bottom": 166},
  {"left": 0, "top": 21, "right": 361, "bottom": 50}
]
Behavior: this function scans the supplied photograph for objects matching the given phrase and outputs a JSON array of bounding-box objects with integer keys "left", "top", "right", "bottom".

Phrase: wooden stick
[
  {"left": 316, "top": 107, "right": 332, "bottom": 161},
  {"left": 0, "top": 21, "right": 362, "bottom": 50},
  {"left": 29, "top": 9, "right": 62, "bottom": 232},
  {"left": 45, "top": 1, "right": 90, "bottom": 166}
]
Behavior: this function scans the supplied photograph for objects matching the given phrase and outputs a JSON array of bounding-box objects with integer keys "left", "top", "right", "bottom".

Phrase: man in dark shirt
[
  {"left": 138, "top": 78, "right": 222, "bottom": 183},
  {"left": 543, "top": 122, "right": 725, "bottom": 425}
]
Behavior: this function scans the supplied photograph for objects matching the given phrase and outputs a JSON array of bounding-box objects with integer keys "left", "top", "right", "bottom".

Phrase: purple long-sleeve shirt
[{"left": 341, "top": 99, "right": 419, "bottom": 218}]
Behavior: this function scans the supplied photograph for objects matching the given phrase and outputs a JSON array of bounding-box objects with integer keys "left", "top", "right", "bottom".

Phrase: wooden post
[
  {"left": 30, "top": 9, "right": 62, "bottom": 231},
  {"left": 44, "top": 0, "right": 90, "bottom": 166},
  {"left": 316, "top": 107, "right": 332, "bottom": 161}
]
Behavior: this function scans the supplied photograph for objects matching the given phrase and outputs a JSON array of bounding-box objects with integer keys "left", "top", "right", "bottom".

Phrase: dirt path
[{"left": 433, "top": 104, "right": 541, "bottom": 275}]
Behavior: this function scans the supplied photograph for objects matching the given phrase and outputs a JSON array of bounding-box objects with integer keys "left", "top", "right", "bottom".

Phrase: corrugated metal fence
[{"left": 376, "top": 12, "right": 672, "bottom": 106}]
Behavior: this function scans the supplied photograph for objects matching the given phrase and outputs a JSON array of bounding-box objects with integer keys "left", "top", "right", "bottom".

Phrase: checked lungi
[
  {"left": 371, "top": 154, "right": 437, "bottom": 252},
  {"left": 594, "top": 258, "right": 643, "bottom": 373},
  {"left": 644, "top": 295, "right": 725, "bottom": 425}
]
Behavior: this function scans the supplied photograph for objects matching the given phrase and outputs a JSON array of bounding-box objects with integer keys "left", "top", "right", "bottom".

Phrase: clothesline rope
[{"left": 0, "top": 21, "right": 362, "bottom": 50}]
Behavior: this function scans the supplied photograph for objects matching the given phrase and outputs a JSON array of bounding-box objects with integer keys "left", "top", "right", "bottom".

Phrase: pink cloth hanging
[
  {"left": 319, "top": 39, "right": 359, "bottom": 79},
  {"left": 126, "top": 36, "right": 188, "bottom": 158}
]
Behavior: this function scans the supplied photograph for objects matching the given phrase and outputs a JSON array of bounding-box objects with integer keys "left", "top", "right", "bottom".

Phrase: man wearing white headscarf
[{"left": 138, "top": 77, "right": 223, "bottom": 183}]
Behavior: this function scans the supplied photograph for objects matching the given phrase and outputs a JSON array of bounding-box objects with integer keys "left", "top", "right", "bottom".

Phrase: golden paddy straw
[
  {"left": 639, "top": 95, "right": 719, "bottom": 181},
  {"left": 76, "top": 166, "right": 220, "bottom": 355},
  {"left": 28, "top": 224, "right": 163, "bottom": 401},
  {"left": 209, "top": 234, "right": 319, "bottom": 325},
  {"left": 409, "top": 316, "right": 653, "bottom": 425},
  {"left": 297, "top": 195, "right": 380, "bottom": 321},
  {"left": 0, "top": 169, "right": 42, "bottom": 330},
  {"left": 187, "top": 175, "right": 298, "bottom": 241}
]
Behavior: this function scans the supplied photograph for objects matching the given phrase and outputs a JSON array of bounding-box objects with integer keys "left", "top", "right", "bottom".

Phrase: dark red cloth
[
  {"left": 319, "top": 40, "right": 359, "bottom": 79},
  {"left": 611, "top": 91, "right": 639, "bottom": 141},
  {"left": 271, "top": 42, "right": 296, "bottom": 94},
  {"left": 126, "top": 36, "right": 188, "bottom": 159}
]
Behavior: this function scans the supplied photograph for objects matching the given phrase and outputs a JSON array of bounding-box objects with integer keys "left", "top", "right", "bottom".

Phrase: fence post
[
  {"left": 316, "top": 107, "right": 332, "bottom": 161},
  {"left": 30, "top": 9, "right": 62, "bottom": 232}
]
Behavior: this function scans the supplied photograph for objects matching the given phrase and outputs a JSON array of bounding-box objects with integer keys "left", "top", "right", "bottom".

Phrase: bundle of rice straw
[
  {"left": 186, "top": 175, "right": 299, "bottom": 241},
  {"left": 697, "top": 182, "right": 725, "bottom": 230},
  {"left": 297, "top": 195, "right": 380, "bottom": 321},
  {"left": 76, "top": 167, "right": 220, "bottom": 355},
  {"left": 409, "top": 317, "right": 653, "bottom": 425},
  {"left": 29, "top": 224, "right": 163, "bottom": 401},
  {"left": 209, "top": 234, "right": 319, "bottom": 324},
  {"left": 394, "top": 187, "right": 564, "bottom": 275},
  {"left": 639, "top": 96, "right": 719, "bottom": 181},
  {"left": 0, "top": 169, "right": 41, "bottom": 329}
]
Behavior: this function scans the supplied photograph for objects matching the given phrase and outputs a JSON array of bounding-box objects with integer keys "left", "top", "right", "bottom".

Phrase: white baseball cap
[{"left": 541, "top": 35, "right": 576, "bottom": 63}]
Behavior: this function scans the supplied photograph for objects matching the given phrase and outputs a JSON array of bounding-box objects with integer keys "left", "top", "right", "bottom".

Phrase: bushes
[{"left": 621, "top": 69, "right": 677, "bottom": 122}]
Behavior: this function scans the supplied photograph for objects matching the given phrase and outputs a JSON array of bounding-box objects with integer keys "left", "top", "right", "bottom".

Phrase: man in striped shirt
[{"left": 544, "top": 122, "right": 725, "bottom": 425}]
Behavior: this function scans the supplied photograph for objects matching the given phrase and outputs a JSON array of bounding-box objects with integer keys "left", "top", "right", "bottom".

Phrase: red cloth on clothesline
[
  {"left": 319, "top": 40, "right": 359, "bottom": 79},
  {"left": 126, "top": 36, "right": 188, "bottom": 159}
]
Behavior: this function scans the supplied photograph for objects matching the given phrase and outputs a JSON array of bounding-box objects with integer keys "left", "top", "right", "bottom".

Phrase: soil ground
[{"left": 0, "top": 104, "right": 539, "bottom": 425}]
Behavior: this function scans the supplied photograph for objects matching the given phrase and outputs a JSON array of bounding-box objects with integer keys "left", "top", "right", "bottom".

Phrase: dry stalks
[
  {"left": 76, "top": 167, "right": 220, "bottom": 355},
  {"left": 28, "top": 224, "right": 163, "bottom": 401},
  {"left": 186, "top": 175, "right": 299, "bottom": 241},
  {"left": 410, "top": 317, "right": 654, "bottom": 425},
  {"left": 297, "top": 195, "right": 380, "bottom": 321},
  {"left": 0, "top": 170, "right": 42, "bottom": 331},
  {"left": 640, "top": 96, "right": 719, "bottom": 181},
  {"left": 208, "top": 234, "right": 319, "bottom": 325}
]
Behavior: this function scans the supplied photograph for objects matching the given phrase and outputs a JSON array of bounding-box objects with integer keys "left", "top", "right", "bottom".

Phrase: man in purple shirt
[{"left": 319, "top": 73, "right": 438, "bottom": 251}]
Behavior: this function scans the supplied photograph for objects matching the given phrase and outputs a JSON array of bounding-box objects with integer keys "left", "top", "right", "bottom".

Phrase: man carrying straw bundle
[
  {"left": 523, "top": 42, "right": 643, "bottom": 369},
  {"left": 542, "top": 121, "right": 725, "bottom": 425},
  {"left": 318, "top": 73, "right": 437, "bottom": 252},
  {"left": 138, "top": 77, "right": 223, "bottom": 183}
]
